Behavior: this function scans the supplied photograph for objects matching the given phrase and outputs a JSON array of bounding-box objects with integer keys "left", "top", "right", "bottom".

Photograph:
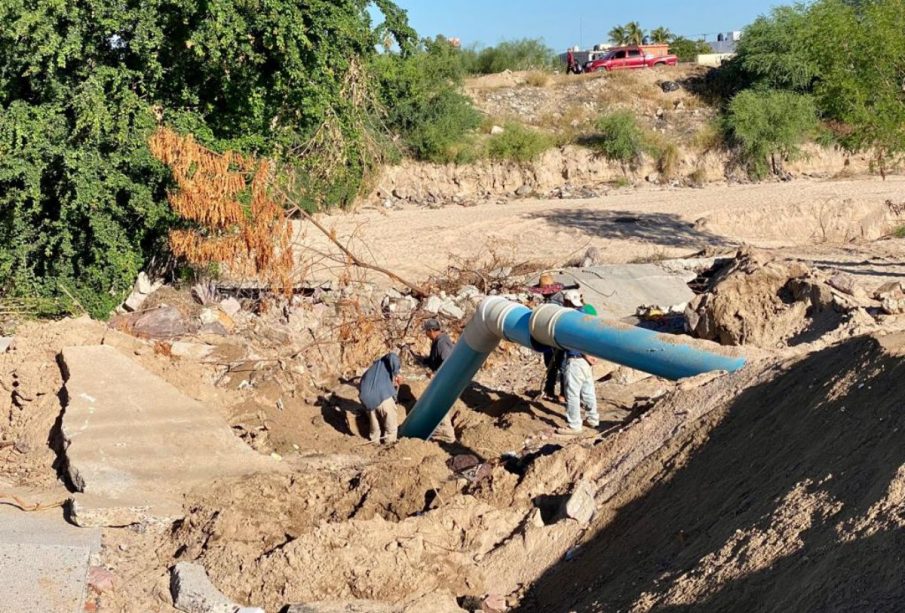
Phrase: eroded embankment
[{"left": 521, "top": 332, "right": 905, "bottom": 612}]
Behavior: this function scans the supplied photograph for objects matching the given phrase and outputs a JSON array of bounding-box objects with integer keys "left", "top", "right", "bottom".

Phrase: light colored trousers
[
  {"left": 368, "top": 398, "right": 399, "bottom": 443},
  {"left": 564, "top": 357, "right": 599, "bottom": 430}
]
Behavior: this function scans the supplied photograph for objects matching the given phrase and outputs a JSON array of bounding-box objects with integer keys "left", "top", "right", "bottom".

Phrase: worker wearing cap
[
  {"left": 530, "top": 273, "right": 566, "bottom": 402},
  {"left": 558, "top": 289, "right": 600, "bottom": 434},
  {"left": 423, "top": 319, "right": 457, "bottom": 443}
]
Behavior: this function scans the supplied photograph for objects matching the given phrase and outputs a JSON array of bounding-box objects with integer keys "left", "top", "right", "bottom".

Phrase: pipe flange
[{"left": 530, "top": 303, "right": 567, "bottom": 349}]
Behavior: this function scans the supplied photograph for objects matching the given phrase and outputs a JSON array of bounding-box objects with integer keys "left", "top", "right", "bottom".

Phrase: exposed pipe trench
[{"left": 399, "top": 297, "right": 746, "bottom": 440}]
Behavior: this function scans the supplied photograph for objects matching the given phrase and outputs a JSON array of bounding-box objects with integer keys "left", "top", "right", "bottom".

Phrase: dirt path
[{"left": 302, "top": 177, "right": 905, "bottom": 284}]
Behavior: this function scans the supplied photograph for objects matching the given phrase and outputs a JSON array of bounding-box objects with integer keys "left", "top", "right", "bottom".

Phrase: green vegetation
[
  {"left": 0, "top": 0, "right": 417, "bottom": 316},
  {"left": 669, "top": 37, "right": 714, "bottom": 62},
  {"left": 463, "top": 39, "right": 558, "bottom": 74},
  {"left": 893, "top": 225, "right": 905, "bottom": 239},
  {"left": 374, "top": 36, "right": 482, "bottom": 164},
  {"left": 487, "top": 123, "right": 555, "bottom": 164},
  {"left": 609, "top": 22, "right": 646, "bottom": 46},
  {"left": 590, "top": 111, "right": 649, "bottom": 168},
  {"left": 726, "top": 0, "right": 905, "bottom": 174},
  {"left": 650, "top": 27, "right": 674, "bottom": 44},
  {"left": 725, "top": 90, "right": 818, "bottom": 178}
]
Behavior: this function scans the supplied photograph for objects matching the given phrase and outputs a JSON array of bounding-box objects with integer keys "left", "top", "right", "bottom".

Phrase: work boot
[{"left": 556, "top": 427, "right": 582, "bottom": 436}]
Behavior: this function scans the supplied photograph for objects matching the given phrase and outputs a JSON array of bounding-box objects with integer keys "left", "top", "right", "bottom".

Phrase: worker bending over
[{"left": 358, "top": 352, "right": 403, "bottom": 443}]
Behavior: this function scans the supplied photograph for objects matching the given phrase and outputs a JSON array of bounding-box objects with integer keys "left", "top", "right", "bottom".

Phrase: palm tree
[
  {"left": 608, "top": 25, "right": 627, "bottom": 46},
  {"left": 625, "top": 21, "right": 645, "bottom": 46},
  {"left": 650, "top": 27, "right": 673, "bottom": 44}
]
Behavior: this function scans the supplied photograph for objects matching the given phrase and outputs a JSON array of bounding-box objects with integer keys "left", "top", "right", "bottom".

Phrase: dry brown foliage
[{"left": 149, "top": 128, "right": 295, "bottom": 293}]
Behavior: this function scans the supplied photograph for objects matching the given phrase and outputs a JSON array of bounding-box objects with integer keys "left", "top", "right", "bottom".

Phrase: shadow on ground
[
  {"left": 525, "top": 209, "right": 728, "bottom": 249},
  {"left": 519, "top": 334, "right": 905, "bottom": 612}
]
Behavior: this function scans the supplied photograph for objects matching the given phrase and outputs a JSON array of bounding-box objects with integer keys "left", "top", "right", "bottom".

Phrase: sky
[{"left": 389, "top": 0, "right": 783, "bottom": 51}]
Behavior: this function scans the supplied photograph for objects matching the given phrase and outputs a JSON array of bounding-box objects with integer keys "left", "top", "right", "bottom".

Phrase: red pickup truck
[{"left": 584, "top": 47, "right": 678, "bottom": 72}]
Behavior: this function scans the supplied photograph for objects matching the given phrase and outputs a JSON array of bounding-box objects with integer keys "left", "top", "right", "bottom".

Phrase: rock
[
  {"left": 171, "top": 562, "right": 264, "bottom": 613},
  {"left": 392, "top": 187, "right": 408, "bottom": 200},
  {"left": 457, "top": 285, "right": 481, "bottom": 300},
  {"left": 170, "top": 342, "right": 214, "bottom": 361},
  {"left": 448, "top": 454, "right": 481, "bottom": 473},
  {"left": 482, "top": 594, "right": 508, "bottom": 613},
  {"left": 132, "top": 306, "right": 188, "bottom": 340},
  {"left": 199, "top": 308, "right": 218, "bottom": 326},
  {"left": 438, "top": 300, "right": 465, "bottom": 320},
  {"left": 87, "top": 566, "right": 116, "bottom": 594},
  {"left": 827, "top": 273, "right": 865, "bottom": 298},
  {"left": 198, "top": 322, "right": 229, "bottom": 336},
  {"left": 558, "top": 479, "right": 596, "bottom": 524},
  {"left": 515, "top": 185, "right": 532, "bottom": 197},
  {"left": 660, "top": 80, "right": 680, "bottom": 93},
  {"left": 655, "top": 107, "right": 665, "bottom": 119},
  {"left": 123, "top": 291, "right": 148, "bottom": 312},
  {"left": 490, "top": 125, "right": 505, "bottom": 135},
  {"left": 0, "top": 337, "right": 13, "bottom": 353},
  {"left": 645, "top": 171, "right": 661, "bottom": 183},
  {"left": 135, "top": 271, "right": 153, "bottom": 295},
  {"left": 219, "top": 297, "right": 241, "bottom": 317},
  {"left": 673, "top": 99, "right": 685, "bottom": 110},
  {"left": 423, "top": 295, "right": 444, "bottom": 314}
]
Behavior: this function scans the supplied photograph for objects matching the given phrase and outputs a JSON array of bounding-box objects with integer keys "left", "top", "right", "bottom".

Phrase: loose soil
[{"left": 3, "top": 176, "right": 905, "bottom": 612}]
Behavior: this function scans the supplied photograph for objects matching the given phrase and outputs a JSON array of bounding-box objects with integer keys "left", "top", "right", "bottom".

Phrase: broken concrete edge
[
  {"left": 67, "top": 495, "right": 184, "bottom": 529},
  {"left": 171, "top": 562, "right": 265, "bottom": 613}
]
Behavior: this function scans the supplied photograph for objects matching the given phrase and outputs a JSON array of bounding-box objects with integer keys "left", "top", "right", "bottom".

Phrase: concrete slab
[
  {"left": 0, "top": 506, "right": 100, "bottom": 613},
  {"left": 547, "top": 263, "right": 697, "bottom": 319},
  {"left": 61, "top": 345, "right": 280, "bottom": 527}
]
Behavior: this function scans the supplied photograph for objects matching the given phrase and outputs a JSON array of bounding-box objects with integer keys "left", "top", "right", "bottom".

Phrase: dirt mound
[
  {"left": 686, "top": 249, "right": 862, "bottom": 348},
  {"left": 522, "top": 331, "right": 905, "bottom": 612}
]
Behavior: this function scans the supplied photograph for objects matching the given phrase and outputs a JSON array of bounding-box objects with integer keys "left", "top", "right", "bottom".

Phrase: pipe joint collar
[
  {"left": 462, "top": 297, "right": 517, "bottom": 353},
  {"left": 530, "top": 304, "right": 568, "bottom": 349}
]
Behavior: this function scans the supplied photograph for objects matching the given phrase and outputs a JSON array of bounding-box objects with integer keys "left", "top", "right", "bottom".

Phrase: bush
[
  {"left": 465, "top": 39, "right": 558, "bottom": 74},
  {"left": 668, "top": 37, "right": 714, "bottom": 62},
  {"left": 655, "top": 141, "right": 682, "bottom": 180},
  {"left": 525, "top": 71, "right": 551, "bottom": 87},
  {"left": 374, "top": 36, "right": 482, "bottom": 163},
  {"left": 487, "top": 123, "right": 554, "bottom": 163},
  {"left": 732, "top": 0, "right": 905, "bottom": 168},
  {"left": 590, "top": 111, "right": 648, "bottom": 167},
  {"left": 725, "top": 89, "right": 818, "bottom": 178},
  {"left": 0, "top": 0, "right": 417, "bottom": 316}
]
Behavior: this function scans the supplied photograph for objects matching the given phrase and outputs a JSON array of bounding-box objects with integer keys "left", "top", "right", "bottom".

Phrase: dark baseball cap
[{"left": 422, "top": 318, "right": 441, "bottom": 332}]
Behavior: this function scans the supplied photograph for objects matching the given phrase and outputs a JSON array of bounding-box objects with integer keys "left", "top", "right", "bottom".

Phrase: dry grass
[{"left": 524, "top": 71, "right": 551, "bottom": 87}]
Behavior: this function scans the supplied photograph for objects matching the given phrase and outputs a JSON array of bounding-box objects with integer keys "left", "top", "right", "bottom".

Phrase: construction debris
[{"left": 171, "top": 562, "right": 264, "bottom": 613}]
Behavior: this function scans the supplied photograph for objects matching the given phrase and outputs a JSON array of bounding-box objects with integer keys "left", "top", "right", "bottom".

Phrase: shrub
[
  {"left": 725, "top": 89, "right": 818, "bottom": 178},
  {"left": 465, "top": 39, "right": 558, "bottom": 74},
  {"left": 487, "top": 123, "right": 554, "bottom": 163},
  {"left": 590, "top": 111, "right": 648, "bottom": 167},
  {"left": 668, "top": 37, "right": 714, "bottom": 62},
  {"left": 655, "top": 142, "right": 682, "bottom": 180},
  {"left": 374, "top": 36, "right": 482, "bottom": 164},
  {"left": 525, "top": 71, "right": 551, "bottom": 87},
  {"left": 0, "top": 0, "right": 417, "bottom": 316}
]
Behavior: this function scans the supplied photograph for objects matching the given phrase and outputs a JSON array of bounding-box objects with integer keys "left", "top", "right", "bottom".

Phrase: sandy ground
[{"left": 302, "top": 177, "right": 905, "bottom": 285}]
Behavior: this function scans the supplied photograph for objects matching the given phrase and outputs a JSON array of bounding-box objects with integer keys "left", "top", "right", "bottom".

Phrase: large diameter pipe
[
  {"left": 530, "top": 304, "right": 745, "bottom": 380},
  {"left": 399, "top": 298, "right": 531, "bottom": 439},
  {"left": 400, "top": 298, "right": 746, "bottom": 440}
]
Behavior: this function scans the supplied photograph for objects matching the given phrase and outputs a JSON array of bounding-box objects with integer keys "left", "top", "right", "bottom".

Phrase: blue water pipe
[{"left": 398, "top": 297, "right": 746, "bottom": 440}]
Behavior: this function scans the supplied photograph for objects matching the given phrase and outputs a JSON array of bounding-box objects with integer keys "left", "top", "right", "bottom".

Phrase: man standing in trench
[
  {"left": 358, "top": 352, "right": 403, "bottom": 443},
  {"left": 423, "top": 319, "right": 457, "bottom": 443},
  {"left": 557, "top": 289, "right": 600, "bottom": 434}
]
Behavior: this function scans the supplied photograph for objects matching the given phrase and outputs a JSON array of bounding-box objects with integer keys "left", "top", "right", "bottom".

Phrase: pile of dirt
[
  {"left": 522, "top": 331, "right": 905, "bottom": 612},
  {"left": 685, "top": 249, "right": 877, "bottom": 348}
]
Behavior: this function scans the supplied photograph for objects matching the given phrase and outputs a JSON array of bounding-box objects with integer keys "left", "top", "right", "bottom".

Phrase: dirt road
[{"left": 302, "top": 177, "right": 905, "bottom": 283}]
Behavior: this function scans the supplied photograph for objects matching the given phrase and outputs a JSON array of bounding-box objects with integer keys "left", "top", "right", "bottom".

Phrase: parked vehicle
[{"left": 584, "top": 46, "right": 678, "bottom": 72}]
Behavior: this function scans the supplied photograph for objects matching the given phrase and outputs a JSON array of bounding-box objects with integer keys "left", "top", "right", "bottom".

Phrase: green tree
[
  {"left": 592, "top": 111, "right": 648, "bottom": 169},
  {"left": 0, "top": 0, "right": 416, "bottom": 316},
  {"left": 725, "top": 90, "right": 818, "bottom": 178},
  {"left": 608, "top": 25, "right": 628, "bottom": 46},
  {"left": 625, "top": 22, "right": 646, "bottom": 46},
  {"left": 668, "top": 37, "right": 714, "bottom": 62},
  {"left": 466, "top": 38, "right": 557, "bottom": 74},
  {"left": 650, "top": 27, "right": 674, "bottom": 43}
]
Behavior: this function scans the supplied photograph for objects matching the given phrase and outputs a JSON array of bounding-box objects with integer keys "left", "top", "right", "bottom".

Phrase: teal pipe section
[
  {"left": 398, "top": 341, "right": 489, "bottom": 439},
  {"left": 547, "top": 309, "right": 746, "bottom": 380},
  {"left": 399, "top": 298, "right": 745, "bottom": 440}
]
